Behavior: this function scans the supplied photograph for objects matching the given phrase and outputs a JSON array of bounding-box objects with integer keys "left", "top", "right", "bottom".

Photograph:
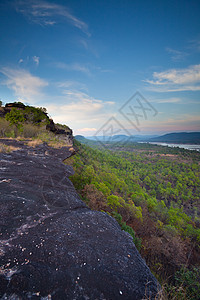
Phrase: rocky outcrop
[
  {"left": 0, "top": 103, "right": 72, "bottom": 139},
  {"left": 0, "top": 103, "right": 26, "bottom": 118},
  {"left": 46, "top": 119, "right": 73, "bottom": 136},
  {"left": 0, "top": 139, "right": 160, "bottom": 299},
  {"left": 5, "top": 103, "right": 26, "bottom": 109}
]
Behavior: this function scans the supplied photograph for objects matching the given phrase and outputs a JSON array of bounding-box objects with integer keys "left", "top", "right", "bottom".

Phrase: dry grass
[
  {"left": 48, "top": 141, "right": 71, "bottom": 148},
  {"left": 0, "top": 143, "right": 20, "bottom": 153},
  {"left": 0, "top": 136, "right": 30, "bottom": 141},
  {"left": 69, "top": 147, "right": 75, "bottom": 152},
  {"left": 26, "top": 139, "right": 43, "bottom": 147},
  {"left": 0, "top": 118, "right": 46, "bottom": 139}
]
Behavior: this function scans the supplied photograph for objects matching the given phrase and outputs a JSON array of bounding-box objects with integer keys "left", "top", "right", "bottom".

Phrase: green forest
[{"left": 68, "top": 139, "right": 200, "bottom": 299}]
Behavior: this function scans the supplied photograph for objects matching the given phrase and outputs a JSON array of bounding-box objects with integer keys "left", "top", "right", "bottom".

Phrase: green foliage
[
  {"left": 71, "top": 142, "right": 200, "bottom": 242},
  {"left": 146, "top": 196, "right": 158, "bottom": 212},
  {"left": 174, "top": 266, "right": 200, "bottom": 299},
  {"left": 94, "top": 182, "right": 111, "bottom": 196},
  {"left": 69, "top": 140, "right": 200, "bottom": 293},
  {"left": 129, "top": 201, "right": 143, "bottom": 221},
  {"left": 5, "top": 130, "right": 15, "bottom": 138},
  {"left": 0, "top": 102, "right": 52, "bottom": 138},
  {"left": 0, "top": 118, "right": 16, "bottom": 137},
  {"left": 56, "top": 123, "right": 71, "bottom": 133},
  {"left": 4, "top": 104, "right": 49, "bottom": 130},
  {"left": 113, "top": 212, "right": 141, "bottom": 250},
  {"left": 5, "top": 108, "right": 25, "bottom": 132},
  {"left": 107, "top": 195, "right": 122, "bottom": 209},
  {"left": 23, "top": 106, "right": 49, "bottom": 124}
]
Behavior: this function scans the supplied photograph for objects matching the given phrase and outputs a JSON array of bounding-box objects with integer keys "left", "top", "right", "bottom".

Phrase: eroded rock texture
[{"left": 0, "top": 139, "right": 159, "bottom": 299}]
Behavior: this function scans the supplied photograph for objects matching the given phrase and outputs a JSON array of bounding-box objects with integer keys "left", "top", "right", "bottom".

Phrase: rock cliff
[{"left": 0, "top": 139, "right": 160, "bottom": 299}]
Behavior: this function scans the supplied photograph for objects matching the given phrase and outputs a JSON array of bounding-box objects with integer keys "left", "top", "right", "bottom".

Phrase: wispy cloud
[
  {"left": 0, "top": 67, "right": 48, "bottom": 103},
  {"left": 33, "top": 56, "right": 40, "bottom": 66},
  {"left": 57, "top": 80, "right": 88, "bottom": 92},
  {"left": 188, "top": 38, "right": 200, "bottom": 52},
  {"left": 78, "top": 38, "right": 100, "bottom": 58},
  {"left": 95, "top": 66, "right": 113, "bottom": 73},
  {"left": 54, "top": 61, "right": 113, "bottom": 76},
  {"left": 15, "top": 0, "right": 90, "bottom": 36},
  {"left": 166, "top": 47, "right": 188, "bottom": 61},
  {"left": 55, "top": 62, "right": 91, "bottom": 75},
  {"left": 144, "top": 64, "right": 200, "bottom": 92},
  {"left": 152, "top": 97, "right": 182, "bottom": 104},
  {"left": 78, "top": 127, "right": 97, "bottom": 132},
  {"left": 156, "top": 114, "right": 200, "bottom": 131},
  {"left": 76, "top": 127, "right": 97, "bottom": 135}
]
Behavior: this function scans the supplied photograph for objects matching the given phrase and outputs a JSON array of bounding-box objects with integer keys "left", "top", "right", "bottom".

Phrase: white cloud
[
  {"left": 152, "top": 97, "right": 182, "bottom": 104},
  {"left": 18, "top": 59, "right": 24, "bottom": 64},
  {"left": 145, "top": 64, "right": 200, "bottom": 92},
  {"left": 16, "top": 0, "right": 90, "bottom": 36},
  {"left": 46, "top": 89, "right": 115, "bottom": 132},
  {"left": 44, "top": 20, "right": 56, "bottom": 25},
  {"left": 76, "top": 127, "right": 97, "bottom": 136},
  {"left": 78, "top": 128, "right": 97, "bottom": 132},
  {"left": 55, "top": 62, "right": 91, "bottom": 75},
  {"left": 0, "top": 67, "right": 48, "bottom": 103},
  {"left": 33, "top": 56, "right": 40, "bottom": 66}
]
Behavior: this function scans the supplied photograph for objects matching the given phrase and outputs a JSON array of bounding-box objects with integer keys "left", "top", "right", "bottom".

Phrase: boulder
[{"left": 0, "top": 139, "right": 160, "bottom": 299}]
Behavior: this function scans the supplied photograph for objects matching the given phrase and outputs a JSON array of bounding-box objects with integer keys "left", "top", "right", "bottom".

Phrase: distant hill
[
  {"left": 75, "top": 135, "right": 95, "bottom": 146},
  {"left": 76, "top": 132, "right": 200, "bottom": 146},
  {"left": 86, "top": 134, "right": 159, "bottom": 142},
  {"left": 149, "top": 132, "right": 200, "bottom": 144},
  {"left": 75, "top": 135, "right": 87, "bottom": 141}
]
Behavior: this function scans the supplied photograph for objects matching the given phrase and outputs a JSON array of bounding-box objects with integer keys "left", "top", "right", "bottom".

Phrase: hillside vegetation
[
  {"left": 0, "top": 102, "right": 72, "bottom": 147},
  {"left": 68, "top": 139, "right": 200, "bottom": 299}
]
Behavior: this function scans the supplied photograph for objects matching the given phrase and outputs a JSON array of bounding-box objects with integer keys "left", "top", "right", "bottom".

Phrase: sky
[{"left": 0, "top": 0, "right": 200, "bottom": 136}]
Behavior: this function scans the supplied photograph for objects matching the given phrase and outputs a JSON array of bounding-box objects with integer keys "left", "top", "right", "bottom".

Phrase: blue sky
[{"left": 0, "top": 0, "right": 200, "bottom": 136}]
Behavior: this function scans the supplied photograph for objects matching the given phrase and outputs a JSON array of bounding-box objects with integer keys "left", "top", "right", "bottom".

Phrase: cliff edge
[{"left": 0, "top": 139, "right": 160, "bottom": 299}]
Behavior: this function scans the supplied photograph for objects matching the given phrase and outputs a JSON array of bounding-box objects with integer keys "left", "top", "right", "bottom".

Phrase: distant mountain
[
  {"left": 75, "top": 135, "right": 87, "bottom": 142},
  {"left": 76, "top": 132, "right": 200, "bottom": 145},
  {"left": 149, "top": 132, "right": 200, "bottom": 144},
  {"left": 75, "top": 135, "right": 95, "bottom": 145},
  {"left": 86, "top": 134, "right": 159, "bottom": 142}
]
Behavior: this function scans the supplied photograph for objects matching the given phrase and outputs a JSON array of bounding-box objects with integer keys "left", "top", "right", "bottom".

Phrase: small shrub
[
  {"left": 5, "top": 108, "right": 25, "bottom": 132},
  {"left": 22, "top": 124, "right": 42, "bottom": 138},
  {"left": 113, "top": 212, "right": 142, "bottom": 250},
  {"left": 0, "top": 118, "right": 14, "bottom": 137},
  {"left": 5, "top": 130, "right": 16, "bottom": 138},
  {"left": 174, "top": 266, "right": 200, "bottom": 300}
]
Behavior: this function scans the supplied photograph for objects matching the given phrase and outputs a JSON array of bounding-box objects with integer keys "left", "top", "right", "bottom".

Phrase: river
[{"left": 149, "top": 142, "right": 200, "bottom": 152}]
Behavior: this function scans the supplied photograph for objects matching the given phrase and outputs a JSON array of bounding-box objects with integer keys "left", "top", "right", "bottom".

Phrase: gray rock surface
[{"left": 0, "top": 139, "right": 160, "bottom": 299}]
